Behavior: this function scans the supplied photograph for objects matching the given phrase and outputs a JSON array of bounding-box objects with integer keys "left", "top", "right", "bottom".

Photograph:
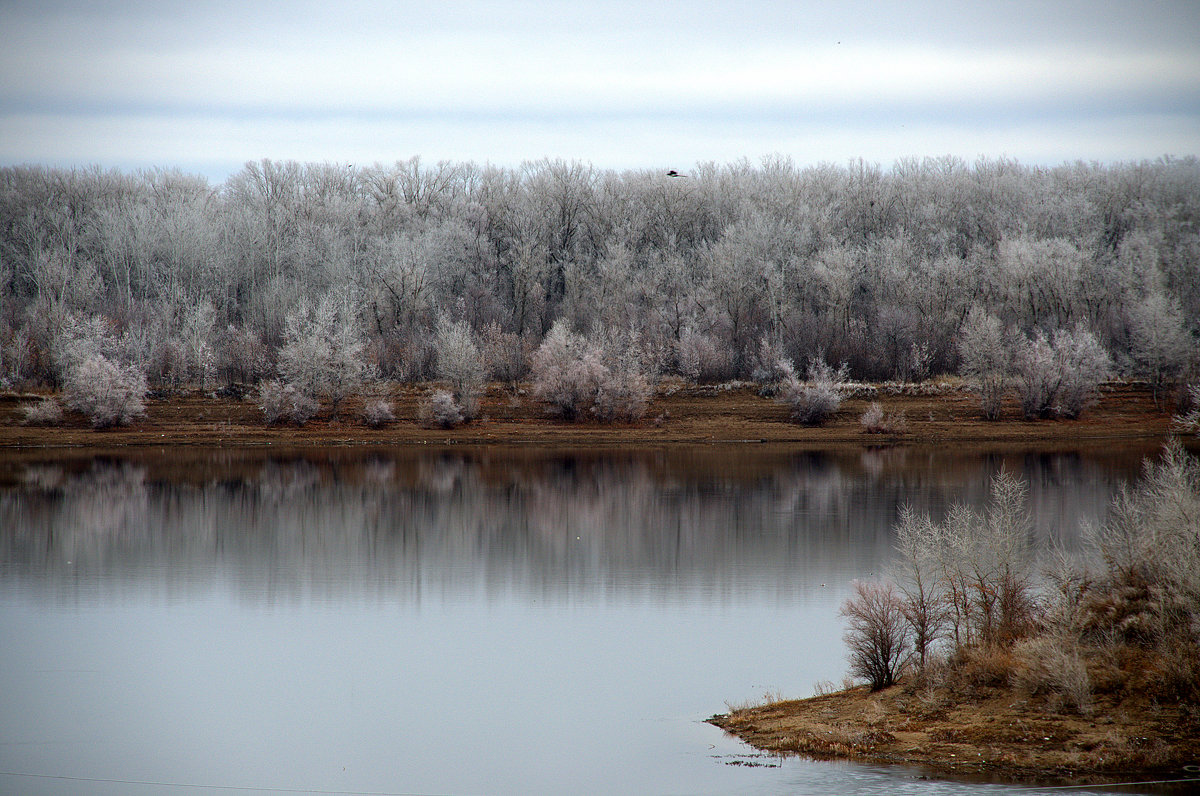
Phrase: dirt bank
[
  {"left": 708, "top": 682, "right": 1200, "bottom": 789},
  {"left": 0, "top": 380, "right": 1181, "bottom": 450}
]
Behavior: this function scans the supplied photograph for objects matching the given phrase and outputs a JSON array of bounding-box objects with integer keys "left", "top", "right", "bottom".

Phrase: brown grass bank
[
  {"left": 709, "top": 678, "right": 1200, "bottom": 788},
  {"left": 0, "top": 380, "right": 1180, "bottom": 449}
]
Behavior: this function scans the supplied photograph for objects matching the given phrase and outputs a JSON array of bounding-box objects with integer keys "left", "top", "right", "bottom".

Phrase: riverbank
[
  {"left": 708, "top": 678, "right": 1200, "bottom": 788},
  {"left": 0, "top": 379, "right": 1180, "bottom": 449}
]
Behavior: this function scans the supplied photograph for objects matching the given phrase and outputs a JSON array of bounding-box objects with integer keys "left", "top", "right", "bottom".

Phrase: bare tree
[
  {"left": 891, "top": 506, "right": 947, "bottom": 676},
  {"left": 840, "top": 580, "right": 912, "bottom": 691}
]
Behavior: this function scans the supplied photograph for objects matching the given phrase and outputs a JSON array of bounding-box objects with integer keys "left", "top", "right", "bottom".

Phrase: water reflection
[
  {"left": 1, "top": 445, "right": 1141, "bottom": 604},
  {"left": 0, "top": 444, "right": 1165, "bottom": 796}
]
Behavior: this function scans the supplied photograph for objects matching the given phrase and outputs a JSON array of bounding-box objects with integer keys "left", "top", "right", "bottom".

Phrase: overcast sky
[{"left": 2, "top": 0, "right": 1198, "bottom": 180}]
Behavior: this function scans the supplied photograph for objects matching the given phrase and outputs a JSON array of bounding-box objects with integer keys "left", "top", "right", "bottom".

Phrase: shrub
[
  {"left": 751, "top": 335, "right": 794, "bottom": 393},
  {"left": 1011, "top": 636, "right": 1094, "bottom": 716},
  {"left": 278, "top": 291, "right": 375, "bottom": 418},
  {"left": 478, "top": 321, "right": 528, "bottom": 388},
  {"left": 1051, "top": 326, "right": 1112, "bottom": 418},
  {"left": 780, "top": 356, "right": 846, "bottom": 425},
  {"left": 593, "top": 364, "right": 653, "bottom": 423},
  {"left": 1088, "top": 439, "right": 1199, "bottom": 649},
  {"left": 419, "top": 389, "right": 464, "bottom": 428},
  {"left": 531, "top": 322, "right": 599, "bottom": 421},
  {"left": 898, "top": 341, "right": 932, "bottom": 384},
  {"left": 217, "top": 324, "right": 272, "bottom": 385},
  {"left": 435, "top": 317, "right": 485, "bottom": 420},
  {"left": 676, "top": 327, "right": 733, "bottom": 382},
  {"left": 840, "top": 580, "right": 912, "bottom": 691},
  {"left": 362, "top": 399, "right": 395, "bottom": 428},
  {"left": 20, "top": 398, "right": 63, "bottom": 426},
  {"left": 958, "top": 307, "right": 1010, "bottom": 420},
  {"left": 50, "top": 315, "right": 120, "bottom": 385},
  {"left": 860, "top": 402, "right": 908, "bottom": 435},
  {"left": 64, "top": 354, "right": 148, "bottom": 428},
  {"left": 1015, "top": 325, "right": 1111, "bottom": 419},
  {"left": 258, "top": 379, "right": 318, "bottom": 426},
  {"left": 860, "top": 402, "right": 884, "bottom": 430},
  {"left": 1172, "top": 384, "right": 1200, "bottom": 435},
  {"left": 530, "top": 321, "right": 652, "bottom": 423}
]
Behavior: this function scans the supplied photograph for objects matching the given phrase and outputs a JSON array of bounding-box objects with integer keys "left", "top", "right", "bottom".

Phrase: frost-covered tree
[
  {"left": 530, "top": 321, "right": 607, "bottom": 422},
  {"left": 530, "top": 321, "right": 652, "bottom": 422},
  {"left": 958, "top": 307, "right": 1011, "bottom": 420},
  {"left": 1014, "top": 325, "right": 1111, "bottom": 419},
  {"left": 1127, "top": 293, "right": 1195, "bottom": 403},
  {"left": 434, "top": 317, "right": 485, "bottom": 420},
  {"left": 1048, "top": 325, "right": 1112, "bottom": 419},
  {"left": 1, "top": 157, "right": 1198, "bottom": 390},
  {"left": 277, "top": 290, "right": 375, "bottom": 418},
  {"left": 65, "top": 354, "right": 148, "bottom": 428}
]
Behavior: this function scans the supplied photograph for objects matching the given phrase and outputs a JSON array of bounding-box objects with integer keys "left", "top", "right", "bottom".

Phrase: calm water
[{"left": 0, "top": 444, "right": 1175, "bottom": 795}]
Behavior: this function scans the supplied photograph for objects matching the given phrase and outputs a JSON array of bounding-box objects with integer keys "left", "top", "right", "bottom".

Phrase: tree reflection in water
[{"left": 0, "top": 446, "right": 1142, "bottom": 604}]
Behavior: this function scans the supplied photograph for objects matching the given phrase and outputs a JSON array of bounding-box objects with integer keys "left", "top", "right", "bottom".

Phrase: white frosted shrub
[
  {"left": 218, "top": 325, "right": 271, "bottom": 384},
  {"left": 258, "top": 379, "right": 318, "bottom": 426},
  {"left": 861, "top": 402, "right": 907, "bottom": 434},
  {"left": 479, "top": 321, "right": 527, "bottom": 387},
  {"left": 50, "top": 315, "right": 120, "bottom": 385},
  {"left": 593, "top": 364, "right": 653, "bottom": 423},
  {"left": 531, "top": 322, "right": 603, "bottom": 421},
  {"left": 64, "top": 354, "right": 148, "bottom": 428},
  {"left": 419, "top": 389, "right": 464, "bottom": 428},
  {"left": 288, "top": 391, "right": 319, "bottom": 426},
  {"left": 780, "top": 356, "right": 847, "bottom": 426},
  {"left": 531, "top": 321, "right": 654, "bottom": 423},
  {"left": 676, "top": 328, "right": 732, "bottom": 383},
  {"left": 958, "top": 307, "right": 1011, "bottom": 420},
  {"left": 1052, "top": 326, "right": 1112, "bottom": 418},
  {"left": 20, "top": 398, "right": 63, "bottom": 426},
  {"left": 278, "top": 292, "right": 375, "bottom": 417},
  {"left": 1174, "top": 384, "right": 1200, "bottom": 435},
  {"left": 899, "top": 341, "right": 932, "bottom": 384},
  {"left": 1015, "top": 325, "right": 1111, "bottom": 419},
  {"left": 362, "top": 399, "right": 395, "bottom": 428},
  {"left": 435, "top": 318, "right": 485, "bottom": 420},
  {"left": 751, "top": 335, "right": 794, "bottom": 392},
  {"left": 258, "top": 380, "right": 289, "bottom": 425},
  {"left": 1015, "top": 332, "right": 1058, "bottom": 419},
  {"left": 860, "top": 401, "right": 884, "bottom": 431}
]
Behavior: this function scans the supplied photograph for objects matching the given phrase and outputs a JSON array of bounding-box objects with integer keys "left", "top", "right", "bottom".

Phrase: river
[{"left": 0, "top": 444, "right": 1167, "bottom": 795}]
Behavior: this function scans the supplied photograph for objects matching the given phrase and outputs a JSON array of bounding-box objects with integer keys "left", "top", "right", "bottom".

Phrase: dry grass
[
  {"left": 710, "top": 675, "right": 1200, "bottom": 783},
  {"left": 0, "top": 380, "right": 1177, "bottom": 448}
]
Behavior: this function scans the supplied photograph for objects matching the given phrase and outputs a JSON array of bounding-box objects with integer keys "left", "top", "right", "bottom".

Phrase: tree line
[{"left": 2, "top": 155, "right": 1197, "bottom": 402}]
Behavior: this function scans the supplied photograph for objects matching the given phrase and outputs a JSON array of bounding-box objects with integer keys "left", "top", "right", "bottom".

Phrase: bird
[{"left": 667, "top": 169, "right": 681, "bottom": 177}]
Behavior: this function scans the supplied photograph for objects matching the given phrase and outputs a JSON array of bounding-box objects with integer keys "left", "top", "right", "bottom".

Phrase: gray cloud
[{"left": 2, "top": 0, "right": 1197, "bottom": 177}]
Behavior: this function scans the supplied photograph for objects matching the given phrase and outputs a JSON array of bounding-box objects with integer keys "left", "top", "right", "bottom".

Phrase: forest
[{"left": 1, "top": 155, "right": 1197, "bottom": 414}]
